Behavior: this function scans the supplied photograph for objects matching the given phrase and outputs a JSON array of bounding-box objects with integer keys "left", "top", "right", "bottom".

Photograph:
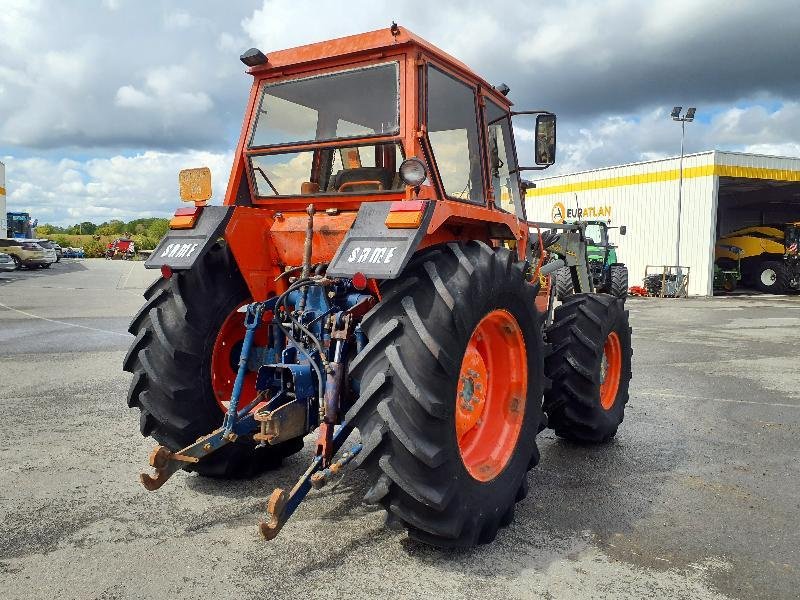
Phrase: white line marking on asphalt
[
  {"left": 0, "top": 301, "right": 130, "bottom": 337},
  {"left": 643, "top": 390, "right": 799, "bottom": 409},
  {"left": 119, "top": 262, "right": 136, "bottom": 289}
]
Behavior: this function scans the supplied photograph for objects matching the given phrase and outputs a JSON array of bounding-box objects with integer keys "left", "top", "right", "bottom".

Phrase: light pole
[{"left": 670, "top": 106, "right": 695, "bottom": 267}]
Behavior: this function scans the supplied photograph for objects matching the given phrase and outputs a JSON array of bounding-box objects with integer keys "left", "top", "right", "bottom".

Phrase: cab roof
[{"left": 245, "top": 24, "right": 513, "bottom": 108}]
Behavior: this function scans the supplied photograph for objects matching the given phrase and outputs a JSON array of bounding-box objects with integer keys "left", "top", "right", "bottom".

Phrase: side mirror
[
  {"left": 535, "top": 114, "right": 556, "bottom": 166},
  {"left": 619, "top": 225, "right": 627, "bottom": 235}
]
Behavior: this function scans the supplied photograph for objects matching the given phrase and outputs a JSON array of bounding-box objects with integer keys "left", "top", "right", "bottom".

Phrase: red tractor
[
  {"left": 105, "top": 238, "right": 135, "bottom": 260},
  {"left": 125, "top": 25, "right": 632, "bottom": 547}
]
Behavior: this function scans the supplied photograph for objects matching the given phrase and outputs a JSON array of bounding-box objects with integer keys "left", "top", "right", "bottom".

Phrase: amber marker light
[
  {"left": 385, "top": 200, "right": 426, "bottom": 229},
  {"left": 169, "top": 206, "right": 202, "bottom": 230}
]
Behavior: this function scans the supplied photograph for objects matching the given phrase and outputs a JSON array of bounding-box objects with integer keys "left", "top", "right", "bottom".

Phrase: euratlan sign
[{"left": 551, "top": 202, "right": 612, "bottom": 223}]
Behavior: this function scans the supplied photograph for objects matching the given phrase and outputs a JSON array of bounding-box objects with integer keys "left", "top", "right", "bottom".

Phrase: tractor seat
[{"left": 331, "top": 167, "right": 394, "bottom": 193}]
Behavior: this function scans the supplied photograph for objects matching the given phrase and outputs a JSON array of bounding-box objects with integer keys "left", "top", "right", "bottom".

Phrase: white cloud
[
  {"left": 163, "top": 10, "right": 194, "bottom": 30},
  {"left": 115, "top": 65, "right": 214, "bottom": 115},
  {"left": 115, "top": 85, "right": 155, "bottom": 109},
  {"left": 4, "top": 150, "right": 233, "bottom": 225}
]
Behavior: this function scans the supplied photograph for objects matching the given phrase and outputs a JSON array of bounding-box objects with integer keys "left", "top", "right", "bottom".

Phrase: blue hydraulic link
[{"left": 223, "top": 302, "right": 264, "bottom": 436}]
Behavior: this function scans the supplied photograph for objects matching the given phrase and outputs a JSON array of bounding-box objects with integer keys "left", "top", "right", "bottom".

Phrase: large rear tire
[
  {"left": 347, "top": 242, "right": 545, "bottom": 547},
  {"left": 123, "top": 242, "right": 303, "bottom": 478},
  {"left": 754, "top": 260, "right": 789, "bottom": 294},
  {"left": 543, "top": 293, "right": 632, "bottom": 443}
]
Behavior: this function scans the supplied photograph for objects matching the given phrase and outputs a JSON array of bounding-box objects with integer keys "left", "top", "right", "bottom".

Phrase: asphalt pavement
[{"left": 1, "top": 260, "right": 798, "bottom": 599}]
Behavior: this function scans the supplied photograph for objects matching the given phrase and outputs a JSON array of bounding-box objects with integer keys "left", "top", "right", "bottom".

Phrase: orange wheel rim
[
  {"left": 456, "top": 309, "right": 528, "bottom": 482},
  {"left": 210, "top": 303, "right": 269, "bottom": 415},
  {"left": 599, "top": 331, "right": 622, "bottom": 410}
]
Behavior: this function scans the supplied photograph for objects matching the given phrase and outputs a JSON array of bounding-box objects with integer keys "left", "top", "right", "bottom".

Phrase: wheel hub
[
  {"left": 456, "top": 347, "right": 487, "bottom": 434},
  {"left": 455, "top": 309, "right": 528, "bottom": 482},
  {"left": 761, "top": 269, "right": 776, "bottom": 286},
  {"left": 599, "top": 331, "right": 622, "bottom": 410}
]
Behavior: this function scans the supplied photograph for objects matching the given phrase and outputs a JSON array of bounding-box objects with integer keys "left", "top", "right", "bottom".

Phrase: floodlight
[
  {"left": 240, "top": 48, "right": 268, "bottom": 67},
  {"left": 670, "top": 106, "right": 682, "bottom": 119},
  {"left": 685, "top": 107, "right": 696, "bottom": 121}
]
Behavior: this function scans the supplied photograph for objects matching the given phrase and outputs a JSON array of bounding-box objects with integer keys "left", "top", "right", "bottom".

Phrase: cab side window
[
  {"left": 427, "top": 66, "right": 484, "bottom": 203},
  {"left": 485, "top": 100, "right": 524, "bottom": 218}
]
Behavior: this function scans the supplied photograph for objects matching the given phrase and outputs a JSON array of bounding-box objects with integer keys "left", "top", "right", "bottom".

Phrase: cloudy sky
[{"left": 2, "top": 0, "right": 799, "bottom": 225}]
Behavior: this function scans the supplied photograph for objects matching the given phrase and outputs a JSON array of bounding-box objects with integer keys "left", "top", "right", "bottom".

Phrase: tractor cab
[
  {"left": 235, "top": 27, "right": 555, "bottom": 215},
  {"left": 582, "top": 220, "right": 626, "bottom": 263},
  {"left": 584, "top": 221, "right": 610, "bottom": 248},
  {"left": 785, "top": 222, "right": 800, "bottom": 255}
]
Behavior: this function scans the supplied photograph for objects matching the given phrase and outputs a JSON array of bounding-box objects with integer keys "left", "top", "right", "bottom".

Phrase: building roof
[
  {"left": 534, "top": 150, "right": 800, "bottom": 182},
  {"left": 527, "top": 150, "right": 800, "bottom": 198}
]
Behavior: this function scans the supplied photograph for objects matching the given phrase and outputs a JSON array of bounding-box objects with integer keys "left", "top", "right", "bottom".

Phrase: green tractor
[
  {"left": 555, "top": 221, "right": 628, "bottom": 299},
  {"left": 713, "top": 244, "right": 743, "bottom": 293}
]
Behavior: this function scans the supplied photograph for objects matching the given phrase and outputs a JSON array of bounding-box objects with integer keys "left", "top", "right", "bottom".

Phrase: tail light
[
  {"left": 384, "top": 200, "right": 426, "bottom": 229},
  {"left": 170, "top": 206, "right": 202, "bottom": 229}
]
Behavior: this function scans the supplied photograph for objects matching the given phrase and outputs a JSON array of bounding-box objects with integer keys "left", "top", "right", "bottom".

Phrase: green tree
[
  {"left": 96, "top": 225, "right": 116, "bottom": 236},
  {"left": 146, "top": 219, "right": 169, "bottom": 240},
  {"left": 79, "top": 221, "right": 97, "bottom": 235},
  {"left": 83, "top": 239, "right": 107, "bottom": 258}
]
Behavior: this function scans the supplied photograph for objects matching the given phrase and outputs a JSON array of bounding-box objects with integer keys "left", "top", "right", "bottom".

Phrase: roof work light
[{"left": 240, "top": 48, "right": 268, "bottom": 67}]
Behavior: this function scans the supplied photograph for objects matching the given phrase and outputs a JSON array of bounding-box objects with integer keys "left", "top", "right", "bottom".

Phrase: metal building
[
  {"left": 0, "top": 161, "right": 6, "bottom": 236},
  {"left": 525, "top": 151, "right": 800, "bottom": 296}
]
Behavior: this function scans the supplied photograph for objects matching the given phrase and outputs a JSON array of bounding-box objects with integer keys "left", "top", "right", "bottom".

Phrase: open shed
[{"left": 525, "top": 151, "right": 800, "bottom": 296}]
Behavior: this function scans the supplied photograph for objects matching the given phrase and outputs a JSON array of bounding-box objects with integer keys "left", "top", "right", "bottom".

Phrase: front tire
[
  {"left": 609, "top": 264, "right": 628, "bottom": 297},
  {"left": 554, "top": 266, "right": 574, "bottom": 300},
  {"left": 347, "top": 242, "right": 545, "bottom": 547},
  {"left": 123, "top": 242, "right": 302, "bottom": 478},
  {"left": 754, "top": 260, "right": 789, "bottom": 294},
  {"left": 544, "top": 294, "right": 632, "bottom": 443}
]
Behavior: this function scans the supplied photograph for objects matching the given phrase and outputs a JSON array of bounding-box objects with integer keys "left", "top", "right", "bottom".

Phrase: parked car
[
  {"left": 0, "top": 239, "right": 48, "bottom": 269},
  {"left": 0, "top": 252, "right": 16, "bottom": 272},
  {"left": 25, "top": 239, "right": 57, "bottom": 268},
  {"left": 50, "top": 242, "right": 63, "bottom": 261},
  {"left": 63, "top": 246, "right": 85, "bottom": 258}
]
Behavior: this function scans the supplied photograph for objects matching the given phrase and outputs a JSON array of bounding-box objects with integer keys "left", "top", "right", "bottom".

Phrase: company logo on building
[
  {"left": 551, "top": 202, "right": 612, "bottom": 223},
  {"left": 552, "top": 202, "right": 566, "bottom": 223}
]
